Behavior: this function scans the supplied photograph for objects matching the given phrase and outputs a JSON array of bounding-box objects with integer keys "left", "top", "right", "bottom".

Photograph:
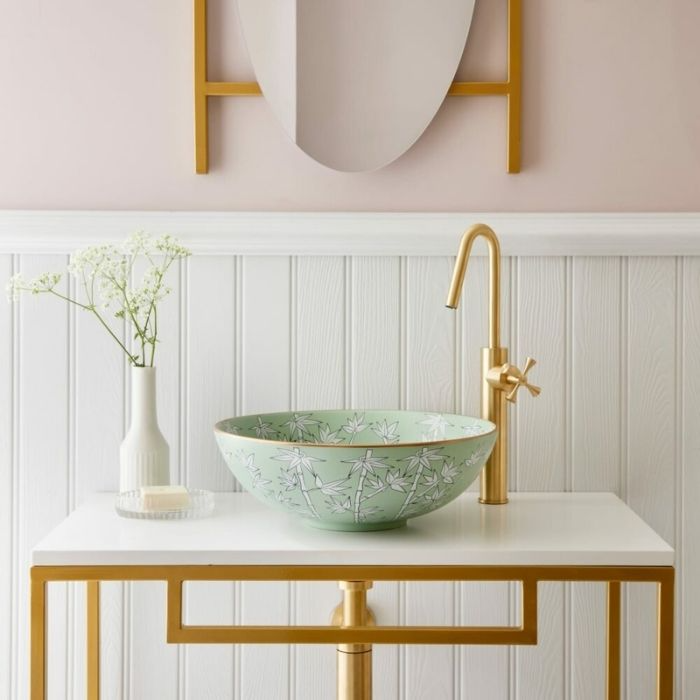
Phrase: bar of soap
[{"left": 140, "top": 485, "right": 189, "bottom": 512}]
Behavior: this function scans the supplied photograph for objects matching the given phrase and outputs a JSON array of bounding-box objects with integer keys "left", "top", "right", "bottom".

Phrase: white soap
[{"left": 140, "top": 485, "right": 189, "bottom": 512}]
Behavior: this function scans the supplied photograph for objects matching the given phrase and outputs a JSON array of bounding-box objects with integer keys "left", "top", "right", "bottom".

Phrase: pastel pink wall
[{"left": 1, "top": 0, "right": 699, "bottom": 211}]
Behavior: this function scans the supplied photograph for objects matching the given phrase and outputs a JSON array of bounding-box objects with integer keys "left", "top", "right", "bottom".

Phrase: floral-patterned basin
[{"left": 214, "top": 410, "right": 497, "bottom": 531}]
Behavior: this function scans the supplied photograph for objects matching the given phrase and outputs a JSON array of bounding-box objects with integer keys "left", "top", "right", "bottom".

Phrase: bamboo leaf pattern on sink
[{"left": 216, "top": 410, "right": 497, "bottom": 530}]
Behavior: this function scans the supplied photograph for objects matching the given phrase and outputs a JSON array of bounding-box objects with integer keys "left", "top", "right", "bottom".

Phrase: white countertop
[{"left": 31, "top": 492, "right": 673, "bottom": 567}]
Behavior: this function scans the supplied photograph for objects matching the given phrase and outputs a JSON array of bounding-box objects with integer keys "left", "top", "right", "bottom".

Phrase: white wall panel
[
  {"left": 514, "top": 258, "right": 567, "bottom": 700},
  {"left": 240, "top": 256, "right": 291, "bottom": 700},
  {"left": 185, "top": 256, "right": 237, "bottom": 699},
  {"left": 570, "top": 257, "right": 622, "bottom": 700},
  {"left": 129, "top": 259, "right": 183, "bottom": 700},
  {"left": 350, "top": 256, "right": 402, "bottom": 699},
  {"left": 681, "top": 257, "right": 700, "bottom": 699},
  {"left": 456, "top": 255, "right": 512, "bottom": 699},
  {"left": 405, "top": 257, "right": 457, "bottom": 699},
  {"left": 295, "top": 257, "right": 347, "bottom": 699},
  {"left": 2, "top": 229, "right": 692, "bottom": 699},
  {"left": 70, "top": 260, "right": 128, "bottom": 700},
  {"left": 0, "top": 255, "right": 13, "bottom": 700},
  {"left": 626, "top": 258, "right": 677, "bottom": 700},
  {"left": 15, "top": 255, "right": 71, "bottom": 700}
]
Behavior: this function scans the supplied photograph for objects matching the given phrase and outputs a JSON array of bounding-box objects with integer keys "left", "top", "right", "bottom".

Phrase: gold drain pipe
[{"left": 331, "top": 581, "right": 375, "bottom": 700}]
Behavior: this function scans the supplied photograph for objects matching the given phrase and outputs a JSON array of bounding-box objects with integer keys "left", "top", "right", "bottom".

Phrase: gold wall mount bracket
[{"left": 193, "top": 0, "right": 522, "bottom": 174}]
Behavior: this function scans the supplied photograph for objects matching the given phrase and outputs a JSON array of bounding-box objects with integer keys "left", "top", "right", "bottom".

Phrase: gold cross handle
[{"left": 487, "top": 356, "right": 542, "bottom": 404}]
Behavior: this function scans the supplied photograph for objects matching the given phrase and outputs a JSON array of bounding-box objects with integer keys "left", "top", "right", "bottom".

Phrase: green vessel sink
[{"left": 214, "top": 410, "right": 496, "bottom": 531}]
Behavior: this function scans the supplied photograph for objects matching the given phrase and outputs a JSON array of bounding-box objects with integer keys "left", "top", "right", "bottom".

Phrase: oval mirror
[{"left": 238, "top": 0, "right": 476, "bottom": 172}]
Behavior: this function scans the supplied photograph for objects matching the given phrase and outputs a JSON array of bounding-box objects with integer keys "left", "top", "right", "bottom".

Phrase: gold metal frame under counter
[
  {"left": 194, "top": 0, "right": 522, "bottom": 174},
  {"left": 30, "top": 563, "right": 674, "bottom": 700}
]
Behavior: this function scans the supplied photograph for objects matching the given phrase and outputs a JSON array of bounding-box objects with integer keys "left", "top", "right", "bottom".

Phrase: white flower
[
  {"left": 6, "top": 271, "right": 62, "bottom": 300},
  {"left": 8, "top": 231, "right": 190, "bottom": 367}
]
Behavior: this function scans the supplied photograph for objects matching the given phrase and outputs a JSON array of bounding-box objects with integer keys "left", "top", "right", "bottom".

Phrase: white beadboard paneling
[
  {"left": 350, "top": 256, "right": 402, "bottom": 700},
  {"left": 459, "top": 581, "right": 510, "bottom": 699},
  {"left": 682, "top": 257, "right": 700, "bottom": 699},
  {"left": 515, "top": 258, "right": 567, "bottom": 700},
  {"left": 240, "top": 257, "right": 291, "bottom": 700},
  {"left": 129, "top": 260, "right": 183, "bottom": 700},
  {"left": 296, "top": 257, "right": 346, "bottom": 410},
  {"left": 2, "top": 233, "right": 694, "bottom": 700},
  {"left": 187, "top": 255, "right": 237, "bottom": 490},
  {"left": 16, "top": 255, "right": 71, "bottom": 700},
  {"left": 570, "top": 257, "right": 622, "bottom": 700},
  {"left": 405, "top": 257, "right": 456, "bottom": 699},
  {"left": 0, "top": 255, "right": 12, "bottom": 700},
  {"left": 294, "top": 257, "right": 346, "bottom": 700},
  {"left": 456, "top": 254, "right": 511, "bottom": 699},
  {"left": 515, "top": 257, "right": 567, "bottom": 491},
  {"left": 185, "top": 256, "right": 236, "bottom": 699},
  {"left": 626, "top": 258, "right": 677, "bottom": 700},
  {"left": 350, "top": 257, "right": 402, "bottom": 408},
  {"left": 72, "top": 272, "right": 128, "bottom": 700}
]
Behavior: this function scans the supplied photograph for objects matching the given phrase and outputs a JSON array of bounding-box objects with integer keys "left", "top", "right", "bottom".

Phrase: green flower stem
[
  {"left": 104, "top": 271, "right": 146, "bottom": 358},
  {"left": 149, "top": 304, "right": 158, "bottom": 366},
  {"left": 48, "top": 290, "right": 137, "bottom": 364}
]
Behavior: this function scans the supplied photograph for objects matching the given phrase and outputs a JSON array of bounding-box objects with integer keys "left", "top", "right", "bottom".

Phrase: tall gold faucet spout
[
  {"left": 445, "top": 224, "right": 501, "bottom": 349},
  {"left": 446, "top": 224, "right": 538, "bottom": 506}
]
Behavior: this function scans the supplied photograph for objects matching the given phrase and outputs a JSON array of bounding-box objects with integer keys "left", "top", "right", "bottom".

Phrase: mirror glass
[{"left": 238, "top": 0, "right": 476, "bottom": 172}]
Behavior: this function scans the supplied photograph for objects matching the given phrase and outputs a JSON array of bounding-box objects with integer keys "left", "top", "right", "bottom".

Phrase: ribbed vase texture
[{"left": 119, "top": 366, "right": 170, "bottom": 492}]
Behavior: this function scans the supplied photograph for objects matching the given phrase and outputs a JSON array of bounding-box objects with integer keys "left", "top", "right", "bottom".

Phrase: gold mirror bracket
[{"left": 193, "top": 0, "right": 522, "bottom": 174}]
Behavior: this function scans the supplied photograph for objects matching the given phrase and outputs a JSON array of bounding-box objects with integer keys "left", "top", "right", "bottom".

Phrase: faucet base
[
  {"left": 481, "top": 346, "right": 509, "bottom": 505},
  {"left": 479, "top": 497, "right": 509, "bottom": 505}
]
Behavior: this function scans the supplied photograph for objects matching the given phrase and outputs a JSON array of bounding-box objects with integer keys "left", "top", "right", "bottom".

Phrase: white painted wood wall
[{"left": 1, "top": 213, "right": 697, "bottom": 699}]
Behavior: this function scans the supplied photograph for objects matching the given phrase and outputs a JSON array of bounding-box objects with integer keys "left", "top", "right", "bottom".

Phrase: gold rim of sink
[{"left": 213, "top": 409, "right": 497, "bottom": 450}]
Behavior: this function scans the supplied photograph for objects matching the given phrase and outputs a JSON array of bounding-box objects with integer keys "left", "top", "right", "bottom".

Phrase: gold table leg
[
  {"left": 30, "top": 574, "right": 47, "bottom": 700},
  {"left": 29, "top": 564, "right": 674, "bottom": 699},
  {"left": 606, "top": 581, "right": 621, "bottom": 700},
  {"left": 657, "top": 570, "right": 674, "bottom": 700},
  {"left": 87, "top": 581, "right": 100, "bottom": 700},
  {"left": 336, "top": 581, "right": 373, "bottom": 700}
]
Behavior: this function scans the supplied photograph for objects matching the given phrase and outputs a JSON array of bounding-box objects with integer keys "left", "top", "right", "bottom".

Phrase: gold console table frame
[
  {"left": 194, "top": 0, "right": 522, "bottom": 174},
  {"left": 31, "top": 563, "right": 674, "bottom": 700}
]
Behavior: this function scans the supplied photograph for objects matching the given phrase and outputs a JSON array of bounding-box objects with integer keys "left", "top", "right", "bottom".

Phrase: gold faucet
[{"left": 446, "top": 224, "right": 540, "bottom": 505}]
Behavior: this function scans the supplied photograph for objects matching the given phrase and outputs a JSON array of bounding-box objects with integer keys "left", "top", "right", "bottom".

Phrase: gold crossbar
[
  {"left": 165, "top": 576, "right": 538, "bottom": 645},
  {"left": 29, "top": 563, "right": 674, "bottom": 584},
  {"left": 193, "top": 0, "right": 523, "bottom": 173}
]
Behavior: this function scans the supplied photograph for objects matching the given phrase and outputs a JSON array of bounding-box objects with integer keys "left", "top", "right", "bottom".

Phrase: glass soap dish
[{"left": 115, "top": 489, "right": 215, "bottom": 520}]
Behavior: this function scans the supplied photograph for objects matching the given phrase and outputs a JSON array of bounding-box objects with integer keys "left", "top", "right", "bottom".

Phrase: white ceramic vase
[{"left": 119, "top": 366, "right": 170, "bottom": 492}]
